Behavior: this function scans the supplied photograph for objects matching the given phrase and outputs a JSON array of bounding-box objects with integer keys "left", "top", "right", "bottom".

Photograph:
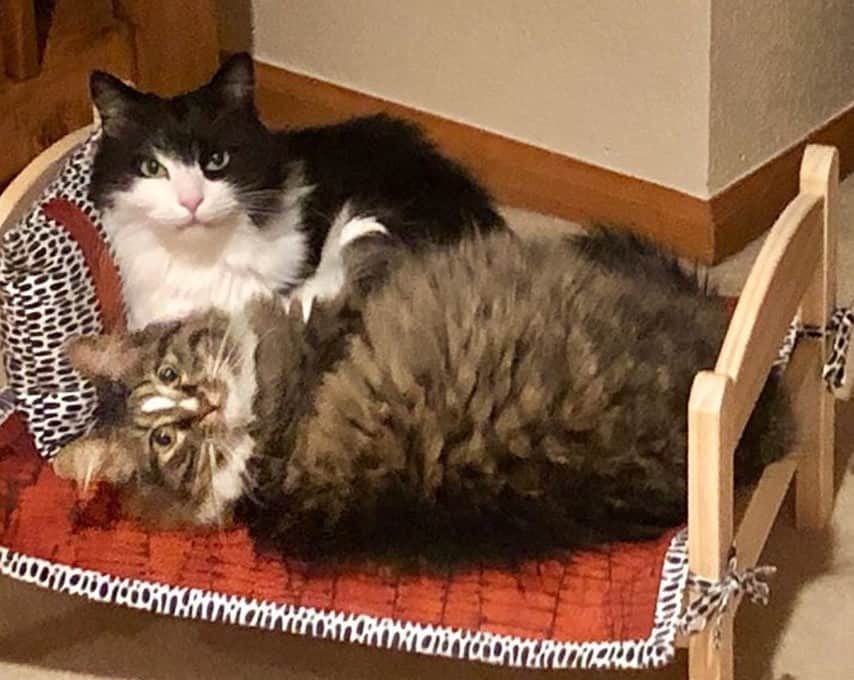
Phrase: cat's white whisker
[
  {"left": 209, "top": 442, "right": 217, "bottom": 467},
  {"left": 82, "top": 455, "right": 97, "bottom": 492},
  {"left": 211, "top": 320, "right": 233, "bottom": 378},
  {"left": 211, "top": 344, "right": 240, "bottom": 383}
]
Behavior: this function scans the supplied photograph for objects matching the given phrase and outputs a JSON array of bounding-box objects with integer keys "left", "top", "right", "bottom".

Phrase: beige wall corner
[
  {"left": 709, "top": 0, "right": 854, "bottom": 194},
  {"left": 249, "top": 0, "right": 712, "bottom": 197}
]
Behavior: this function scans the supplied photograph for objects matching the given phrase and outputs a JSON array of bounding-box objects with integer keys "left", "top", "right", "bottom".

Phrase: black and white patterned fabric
[
  {"left": 679, "top": 547, "right": 775, "bottom": 645},
  {"left": 822, "top": 307, "right": 854, "bottom": 398},
  {"left": 773, "top": 307, "right": 854, "bottom": 400},
  {"left": 0, "top": 132, "right": 109, "bottom": 457}
]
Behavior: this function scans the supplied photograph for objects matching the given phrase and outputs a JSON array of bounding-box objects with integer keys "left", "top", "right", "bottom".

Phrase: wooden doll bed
[{"left": 0, "top": 125, "right": 840, "bottom": 680}]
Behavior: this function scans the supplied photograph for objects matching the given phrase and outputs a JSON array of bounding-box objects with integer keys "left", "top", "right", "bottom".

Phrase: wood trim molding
[
  {"left": 711, "top": 106, "right": 854, "bottom": 261},
  {"left": 252, "top": 60, "right": 854, "bottom": 263}
]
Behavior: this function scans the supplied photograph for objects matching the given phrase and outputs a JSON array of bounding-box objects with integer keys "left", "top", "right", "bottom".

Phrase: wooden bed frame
[
  {"left": 683, "top": 142, "right": 838, "bottom": 679},
  {"left": 0, "top": 129, "right": 839, "bottom": 680}
]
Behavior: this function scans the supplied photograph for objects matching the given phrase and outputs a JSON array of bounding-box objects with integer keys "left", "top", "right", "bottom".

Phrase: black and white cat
[{"left": 89, "top": 53, "right": 505, "bottom": 329}]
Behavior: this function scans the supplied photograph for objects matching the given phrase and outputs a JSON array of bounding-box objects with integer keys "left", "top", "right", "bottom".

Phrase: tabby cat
[
  {"left": 89, "top": 52, "right": 505, "bottom": 329},
  {"left": 53, "top": 229, "right": 789, "bottom": 565}
]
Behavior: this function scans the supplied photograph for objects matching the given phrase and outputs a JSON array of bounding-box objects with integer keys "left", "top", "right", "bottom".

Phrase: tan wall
[
  {"left": 708, "top": 0, "right": 854, "bottom": 193},
  {"left": 232, "top": 1, "right": 854, "bottom": 198},
  {"left": 248, "top": 0, "right": 713, "bottom": 197}
]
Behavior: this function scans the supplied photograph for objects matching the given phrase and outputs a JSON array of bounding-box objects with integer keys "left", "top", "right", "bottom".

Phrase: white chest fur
[
  {"left": 105, "top": 210, "right": 307, "bottom": 330},
  {"left": 100, "top": 157, "right": 313, "bottom": 330}
]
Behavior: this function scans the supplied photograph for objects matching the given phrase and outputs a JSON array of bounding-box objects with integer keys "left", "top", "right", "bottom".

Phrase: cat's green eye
[
  {"left": 157, "top": 365, "right": 179, "bottom": 384},
  {"left": 140, "top": 158, "right": 168, "bottom": 178},
  {"left": 150, "top": 427, "right": 173, "bottom": 449},
  {"left": 203, "top": 150, "right": 230, "bottom": 172}
]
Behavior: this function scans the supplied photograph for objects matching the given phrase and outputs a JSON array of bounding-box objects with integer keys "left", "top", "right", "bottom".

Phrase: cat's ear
[
  {"left": 208, "top": 53, "right": 255, "bottom": 109},
  {"left": 90, "top": 71, "right": 143, "bottom": 137},
  {"left": 131, "top": 320, "right": 182, "bottom": 347},
  {"left": 53, "top": 435, "right": 136, "bottom": 488},
  {"left": 65, "top": 333, "right": 136, "bottom": 381}
]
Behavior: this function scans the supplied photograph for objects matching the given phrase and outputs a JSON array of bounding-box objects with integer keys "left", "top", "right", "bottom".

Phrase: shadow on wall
[{"left": 216, "top": 0, "right": 254, "bottom": 53}]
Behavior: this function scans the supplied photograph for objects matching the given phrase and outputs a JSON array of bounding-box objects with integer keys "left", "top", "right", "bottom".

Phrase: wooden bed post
[
  {"left": 688, "top": 371, "right": 735, "bottom": 680},
  {"left": 795, "top": 145, "right": 838, "bottom": 530}
]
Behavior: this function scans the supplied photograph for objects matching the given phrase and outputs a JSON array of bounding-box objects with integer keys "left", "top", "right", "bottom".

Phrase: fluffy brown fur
[
  {"left": 244, "top": 230, "right": 789, "bottom": 563},
  {"left": 54, "top": 229, "right": 790, "bottom": 567}
]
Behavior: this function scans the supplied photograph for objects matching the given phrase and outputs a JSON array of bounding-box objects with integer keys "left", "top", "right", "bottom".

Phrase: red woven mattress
[{"left": 0, "top": 196, "right": 689, "bottom": 672}]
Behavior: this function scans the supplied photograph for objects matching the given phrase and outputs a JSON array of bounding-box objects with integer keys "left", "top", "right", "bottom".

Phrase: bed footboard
[{"left": 687, "top": 144, "right": 839, "bottom": 680}]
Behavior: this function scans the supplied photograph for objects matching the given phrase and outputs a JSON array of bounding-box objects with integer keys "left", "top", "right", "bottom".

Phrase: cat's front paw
[
  {"left": 285, "top": 215, "right": 389, "bottom": 321},
  {"left": 286, "top": 275, "right": 342, "bottom": 322},
  {"left": 284, "top": 285, "right": 319, "bottom": 322}
]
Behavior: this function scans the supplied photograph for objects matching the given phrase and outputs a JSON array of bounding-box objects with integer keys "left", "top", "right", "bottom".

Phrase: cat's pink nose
[{"left": 179, "top": 194, "right": 203, "bottom": 214}]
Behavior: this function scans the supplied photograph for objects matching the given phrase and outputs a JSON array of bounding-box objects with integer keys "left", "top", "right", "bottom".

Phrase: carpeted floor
[{"left": 2, "top": 178, "right": 854, "bottom": 679}]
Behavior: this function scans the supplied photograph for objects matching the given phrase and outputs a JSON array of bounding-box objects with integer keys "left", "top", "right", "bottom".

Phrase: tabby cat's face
[{"left": 53, "top": 311, "right": 259, "bottom": 526}]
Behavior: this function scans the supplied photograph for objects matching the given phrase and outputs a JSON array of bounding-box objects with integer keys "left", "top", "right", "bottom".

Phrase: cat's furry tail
[{"left": 567, "top": 225, "right": 709, "bottom": 295}]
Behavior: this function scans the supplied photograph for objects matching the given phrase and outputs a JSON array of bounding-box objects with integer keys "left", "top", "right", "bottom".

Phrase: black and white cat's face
[
  {"left": 52, "top": 311, "right": 260, "bottom": 526},
  {"left": 89, "top": 53, "right": 282, "bottom": 235}
]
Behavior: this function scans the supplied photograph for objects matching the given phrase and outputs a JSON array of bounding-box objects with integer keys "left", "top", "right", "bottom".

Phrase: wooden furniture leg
[
  {"left": 795, "top": 146, "right": 839, "bottom": 530},
  {"left": 115, "top": 0, "right": 220, "bottom": 96},
  {"left": 1, "top": 0, "right": 39, "bottom": 79},
  {"left": 688, "top": 372, "right": 735, "bottom": 680}
]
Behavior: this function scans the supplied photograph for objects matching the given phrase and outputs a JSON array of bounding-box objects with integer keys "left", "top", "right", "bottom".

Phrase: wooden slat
[
  {"left": 688, "top": 370, "right": 735, "bottom": 680},
  {"left": 687, "top": 145, "right": 838, "bottom": 678},
  {"left": 794, "top": 145, "right": 839, "bottom": 529},
  {"left": 734, "top": 455, "right": 798, "bottom": 568},
  {"left": 714, "top": 193, "right": 823, "bottom": 438},
  {"left": 688, "top": 371, "right": 735, "bottom": 581},
  {"left": 688, "top": 454, "right": 797, "bottom": 678},
  {"left": 1, "top": 0, "right": 39, "bottom": 79},
  {"left": 678, "top": 458, "right": 798, "bottom": 651}
]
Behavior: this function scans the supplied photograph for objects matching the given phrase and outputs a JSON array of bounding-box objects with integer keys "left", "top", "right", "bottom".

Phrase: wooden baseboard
[
  {"left": 253, "top": 60, "right": 854, "bottom": 264},
  {"left": 711, "top": 106, "right": 854, "bottom": 261}
]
